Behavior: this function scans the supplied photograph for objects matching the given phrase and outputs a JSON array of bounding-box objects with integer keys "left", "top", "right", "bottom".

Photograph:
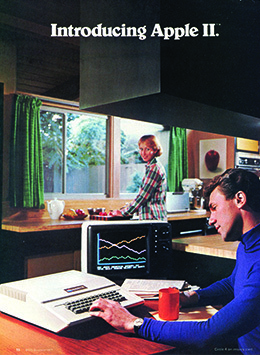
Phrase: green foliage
[
  {"left": 126, "top": 172, "right": 143, "bottom": 193},
  {"left": 40, "top": 111, "right": 106, "bottom": 172},
  {"left": 40, "top": 111, "right": 63, "bottom": 171},
  {"left": 40, "top": 112, "right": 143, "bottom": 175},
  {"left": 120, "top": 130, "right": 143, "bottom": 164},
  {"left": 66, "top": 113, "right": 106, "bottom": 169}
]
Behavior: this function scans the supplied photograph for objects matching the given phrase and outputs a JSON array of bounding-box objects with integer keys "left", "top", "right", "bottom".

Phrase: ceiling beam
[{"left": 0, "top": 12, "right": 79, "bottom": 46}]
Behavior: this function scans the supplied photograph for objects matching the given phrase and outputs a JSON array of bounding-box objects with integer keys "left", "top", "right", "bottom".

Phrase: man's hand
[
  {"left": 180, "top": 290, "right": 199, "bottom": 308},
  {"left": 89, "top": 298, "right": 138, "bottom": 333}
]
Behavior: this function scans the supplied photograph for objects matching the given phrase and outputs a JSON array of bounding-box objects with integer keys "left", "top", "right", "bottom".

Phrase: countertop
[
  {"left": 167, "top": 210, "right": 209, "bottom": 220},
  {"left": 2, "top": 210, "right": 209, "bottom": 233},
  {"left": 172, "top": 234, "right": 239, "bottom": 259}
]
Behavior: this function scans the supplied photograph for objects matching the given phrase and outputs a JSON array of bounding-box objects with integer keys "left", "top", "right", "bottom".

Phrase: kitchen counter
[
  {"left": 172, "top": 234, "right": 239, "bottom": 260},
  {"left": 2, "top": 210, "right": 209, "bottom": 233},
  {"left": 1, "top": 218, "right": 85, "bottom": 233},
  {"left": 167, "top": 209, "right": 209, "bottom": 220}
]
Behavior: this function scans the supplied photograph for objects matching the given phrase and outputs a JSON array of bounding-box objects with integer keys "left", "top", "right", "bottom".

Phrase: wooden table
[
  {"left": 0, "top": 300, "right": 216, "bottom": 354},
  {"left": 172, "top": 234, "right": 239, "bottom": 260},
  {"left": 0, "top": 300, "right": 173, "bottom": 355}
]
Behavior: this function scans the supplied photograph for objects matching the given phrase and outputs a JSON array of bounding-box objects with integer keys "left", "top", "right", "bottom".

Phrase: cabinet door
[
  {"left": 74, "top": 250, "right": 81, "bottom": 271},
  {"left": 26, "top": 252, "right": 76, "bottom": 278}
]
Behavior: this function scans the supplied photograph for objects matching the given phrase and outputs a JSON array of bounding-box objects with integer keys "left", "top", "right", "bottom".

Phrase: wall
[
  {"left": 0, "top": 39, "right": 16, "bottom": 95},
  {"left": 0, "top": 39, "right": 17, "bottom": 203}
]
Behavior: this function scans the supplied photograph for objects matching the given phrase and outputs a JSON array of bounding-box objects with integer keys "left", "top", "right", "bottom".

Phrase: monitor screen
[
  {"left": 82, "top": 223, "right": 151, "bottom": 281},
  {"left": 96, "top": 227, "right": 147, "bottom": 272}
]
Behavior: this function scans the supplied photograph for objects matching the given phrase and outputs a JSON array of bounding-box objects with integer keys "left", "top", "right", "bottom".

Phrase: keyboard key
[{"left": 65, "top": 290, "right": 127, "bottom": 314}]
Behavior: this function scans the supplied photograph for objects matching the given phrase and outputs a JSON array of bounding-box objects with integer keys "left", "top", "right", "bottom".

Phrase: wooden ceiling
[{"left": 0, "top": 0, "right": 80, "bottom": 100}]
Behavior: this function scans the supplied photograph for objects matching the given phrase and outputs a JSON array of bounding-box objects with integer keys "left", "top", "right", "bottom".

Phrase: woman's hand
[
  {"left": 109, "top": 209, "right": 123, "bottom": 217},
  {"left": 89, "top": 298, "right": 138, "bottom": 333}
]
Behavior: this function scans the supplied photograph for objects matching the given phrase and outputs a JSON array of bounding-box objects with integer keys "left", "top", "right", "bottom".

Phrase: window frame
[{"left": 41, "top": 103, "right": 111, "bottom": 199}]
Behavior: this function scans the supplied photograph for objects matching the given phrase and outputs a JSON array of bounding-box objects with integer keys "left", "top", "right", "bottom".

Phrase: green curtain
[
  {"left": 9, "top": 94, "right": 45, "bottom": 208},
  {"left": 168, "top": 127, "right": 188, "bottom": 192}
]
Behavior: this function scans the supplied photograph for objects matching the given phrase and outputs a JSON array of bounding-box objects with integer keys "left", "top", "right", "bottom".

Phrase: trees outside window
[
  {"left": 40, "top": 109, "right": 106, "bottom": 194},
  {"left": 40, "top": 110, "right": 63, "bottom": 193}
]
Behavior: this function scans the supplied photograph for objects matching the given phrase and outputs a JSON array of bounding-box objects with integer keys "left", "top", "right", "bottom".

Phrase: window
[
  {"left": 40, "top": 103, "right": 169, "bottom": 198},
  {"left": 40, "top": 107, "right": 107, "bottom": 196},
  {"left": 41, "top": 110, "right": 63, "bottom": 193},
  {"left": 119, "top": 118, "right": 169, "bottom": 196}
]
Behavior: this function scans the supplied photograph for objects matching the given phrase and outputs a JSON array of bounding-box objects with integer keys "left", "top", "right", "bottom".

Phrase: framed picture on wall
[{"left": 199, "top": 138, "right": 227, "bottom": 179}]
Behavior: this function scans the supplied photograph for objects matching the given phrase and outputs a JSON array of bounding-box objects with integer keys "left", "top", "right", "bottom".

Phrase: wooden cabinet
[
  {"left": 0, "top": 229, "right": 81, "bottom": 283},
  {"left": 26, "top": 250, "right": 81, "bottom": 278}
]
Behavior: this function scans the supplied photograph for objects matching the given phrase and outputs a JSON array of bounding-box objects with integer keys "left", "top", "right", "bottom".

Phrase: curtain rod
[
  {"left": 15, "top": 92, "right": 113, "bottom": 117},
  {"left": 15, "top": 91, "right": 80, "bottom": 110}
]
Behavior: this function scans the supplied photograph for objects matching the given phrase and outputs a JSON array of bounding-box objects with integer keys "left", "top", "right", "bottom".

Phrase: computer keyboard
[
  {"left": 0, "top": 270, "right": 144, "bottom": 333},
  {"left": 65, "top": 290, "right": 126, "bottom": 314}
]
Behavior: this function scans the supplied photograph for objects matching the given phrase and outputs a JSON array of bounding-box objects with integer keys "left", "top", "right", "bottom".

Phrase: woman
[{"left": 111, "top": 134, "right": 167, "bottom": 220}]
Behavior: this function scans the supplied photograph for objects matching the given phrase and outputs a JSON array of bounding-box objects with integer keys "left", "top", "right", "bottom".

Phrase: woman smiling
[{"left": 110, "top": 135, "right": 167, "bottom": 220}]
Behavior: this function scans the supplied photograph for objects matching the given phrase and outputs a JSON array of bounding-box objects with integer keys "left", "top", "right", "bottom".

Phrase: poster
[
  {"left": 199, "top": 138, "right": 227, "bottom": 179},
  {"left": 0, "top": 2, "right": 260, "bottom": 353}
]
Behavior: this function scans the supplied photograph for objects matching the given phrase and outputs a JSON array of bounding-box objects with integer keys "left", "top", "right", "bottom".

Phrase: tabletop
[
  {"left": 0, "top": 300, "right": 173, "bottom": 355},
  {"left": 0, "top": 300, "right": 218, "bottom": 355}
]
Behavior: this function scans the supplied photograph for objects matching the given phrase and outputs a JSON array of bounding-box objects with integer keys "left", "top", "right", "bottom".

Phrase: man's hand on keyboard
[{"left": 89, "top": 298, "right": 138, "bottom": 333}]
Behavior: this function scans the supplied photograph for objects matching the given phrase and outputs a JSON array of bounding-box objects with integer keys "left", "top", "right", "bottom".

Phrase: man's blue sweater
[{"left": 138, "top": 224, "right": 260, "bottom": 354}]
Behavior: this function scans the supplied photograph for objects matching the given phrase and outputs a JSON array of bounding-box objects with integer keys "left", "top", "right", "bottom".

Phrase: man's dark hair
[{"left": 204, "top": 168, "right": 260, "bottom": 212}]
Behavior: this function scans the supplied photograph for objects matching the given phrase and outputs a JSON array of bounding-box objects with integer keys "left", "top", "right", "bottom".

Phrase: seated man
[{"left": 90, "top": 168, "right": 260, "bottom": 354}]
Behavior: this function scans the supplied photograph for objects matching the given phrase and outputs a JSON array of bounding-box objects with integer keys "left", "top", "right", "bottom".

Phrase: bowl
[{"left": 87, "top": 208, "right": 106, "bottom": 215}]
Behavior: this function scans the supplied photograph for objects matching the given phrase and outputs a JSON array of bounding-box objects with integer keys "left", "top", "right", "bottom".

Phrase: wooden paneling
[{"left": 0, "top": 0, "right": 80, "bottom": 100}]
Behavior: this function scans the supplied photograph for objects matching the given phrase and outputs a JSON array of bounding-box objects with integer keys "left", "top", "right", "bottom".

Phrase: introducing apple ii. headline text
[{"left": 51, "top": 23, "right": 220, "bottom": 41}]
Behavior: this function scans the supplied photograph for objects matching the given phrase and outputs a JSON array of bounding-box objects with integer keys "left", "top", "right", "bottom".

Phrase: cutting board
[{"left": 89, "top": 215, "right": 132, "bottom": 221}]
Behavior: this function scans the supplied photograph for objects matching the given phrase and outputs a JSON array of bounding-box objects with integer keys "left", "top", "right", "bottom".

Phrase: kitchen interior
[{"left": 0, "top": 1, "right": 260, "bottom": 289}]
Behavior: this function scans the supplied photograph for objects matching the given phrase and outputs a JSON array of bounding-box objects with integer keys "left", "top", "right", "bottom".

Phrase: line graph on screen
[{"left": 97, "top": 234, "right": 147, "bottom": 266}]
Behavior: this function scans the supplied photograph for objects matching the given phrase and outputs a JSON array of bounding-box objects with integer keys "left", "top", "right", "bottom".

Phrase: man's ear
[{"left": 235, "top": 191, "right": 247, "bottom": 208}]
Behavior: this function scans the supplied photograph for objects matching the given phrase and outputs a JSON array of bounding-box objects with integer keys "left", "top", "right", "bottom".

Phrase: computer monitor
[{"left": 81, "top": 220, "right": 172, "bottom": 282}]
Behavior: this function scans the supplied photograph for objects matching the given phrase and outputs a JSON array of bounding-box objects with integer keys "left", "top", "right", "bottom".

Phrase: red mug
[{"left": 158, "top": 287, "right": 179, "bottom": 321}]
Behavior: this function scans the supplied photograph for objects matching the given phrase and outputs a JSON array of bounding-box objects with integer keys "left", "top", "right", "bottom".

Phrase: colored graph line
[
  {"left": 99, "top": 256, "right": 146, "bottom": 263},
  {"left": 99, "top": 235, "right": 145, "bottom": 250},
  {"left": 100, "top": 242, "right": 146, "bottom": 255}
]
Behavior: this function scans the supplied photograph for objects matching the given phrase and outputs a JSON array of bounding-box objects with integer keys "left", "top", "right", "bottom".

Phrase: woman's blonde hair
[{"left": 138, "top": 135, "right": 163, "bottom": 157}]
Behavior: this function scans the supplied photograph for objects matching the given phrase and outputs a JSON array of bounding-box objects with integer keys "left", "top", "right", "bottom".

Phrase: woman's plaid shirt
[{"left": 121, "top": 158, "right": 167, "bottom": 220}]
